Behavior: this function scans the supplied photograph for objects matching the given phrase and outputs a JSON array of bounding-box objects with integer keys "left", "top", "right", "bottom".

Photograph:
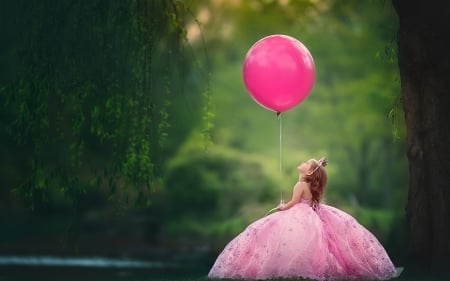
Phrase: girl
[{"left": 208, "top": 157, "right": 398, "bottom": 280}]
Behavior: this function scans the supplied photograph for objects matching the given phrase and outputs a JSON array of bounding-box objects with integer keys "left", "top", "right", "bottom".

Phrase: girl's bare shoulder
[
  {"left": 294, "top": 180, "right": 309, "bottom": 191},
  {"left": 295, "top": 180, "right": 308, "bottom": 188}
]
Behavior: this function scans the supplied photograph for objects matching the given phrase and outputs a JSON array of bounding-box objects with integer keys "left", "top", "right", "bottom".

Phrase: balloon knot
[{"left": 276, "top": 112, "right": 281, "bottom": 117}]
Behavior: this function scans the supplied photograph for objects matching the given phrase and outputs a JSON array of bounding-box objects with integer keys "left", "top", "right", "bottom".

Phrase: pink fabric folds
[{"left": 208, "top": 201, "right": 397, "bottom": 280}]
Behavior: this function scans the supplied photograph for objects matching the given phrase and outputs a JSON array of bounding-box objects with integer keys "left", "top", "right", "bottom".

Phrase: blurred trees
[
  {"left": 188, "top": 0, "right": 406, "bottom": 207},
  {"left": 1, "top": 0, "right": 408, "bottom": 264},
  {"left": 0, "top": 0, "right": 208, "bottom": 209},
  {"left": 156, "top": 136, "right": 277, "bottom": 243},
  {"left": 181, "top": 0, "right": 407, "bottom": 259}
]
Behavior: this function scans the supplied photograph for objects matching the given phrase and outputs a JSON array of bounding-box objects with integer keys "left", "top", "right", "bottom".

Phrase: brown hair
[{"left": 301, "top": 157, "right": 328, "bottom": 210}]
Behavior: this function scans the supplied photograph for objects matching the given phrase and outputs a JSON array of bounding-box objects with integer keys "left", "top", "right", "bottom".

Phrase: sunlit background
[{"left": 0, "top": 0, "right": 406, "bottom": 280}]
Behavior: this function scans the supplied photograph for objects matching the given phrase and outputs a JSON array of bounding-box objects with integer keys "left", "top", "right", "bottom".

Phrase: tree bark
[{"left": 393, "top": 0, "right": 450, "bottom": 275}]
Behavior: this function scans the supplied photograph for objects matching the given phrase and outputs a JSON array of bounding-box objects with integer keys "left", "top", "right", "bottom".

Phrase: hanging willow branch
[{"left": 1, "top": 0, "right": 206, "bottom": 209}]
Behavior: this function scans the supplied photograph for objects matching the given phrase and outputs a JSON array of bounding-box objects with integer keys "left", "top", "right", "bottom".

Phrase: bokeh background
[{"left": 0, "top": 0, "right": 407, "bottom": 280}]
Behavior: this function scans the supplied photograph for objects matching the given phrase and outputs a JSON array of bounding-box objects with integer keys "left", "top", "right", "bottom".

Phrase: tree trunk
[{"left": 393, "top": 0, "right": 450, "bottom": 275}]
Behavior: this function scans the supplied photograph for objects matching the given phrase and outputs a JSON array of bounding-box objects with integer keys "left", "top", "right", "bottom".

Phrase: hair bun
[{"left": 319, "top": 157, "right": 328, "bottom": 167}]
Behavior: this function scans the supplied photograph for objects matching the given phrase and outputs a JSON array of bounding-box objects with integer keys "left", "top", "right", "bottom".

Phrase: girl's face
[{"left": 298, "top": 160, "right": 313, "bottom": 175}]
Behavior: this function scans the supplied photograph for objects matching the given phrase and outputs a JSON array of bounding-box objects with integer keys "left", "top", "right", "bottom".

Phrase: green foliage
[
  {"left": 158, "top": 133, "right": 277, "bottom": 241},
  {"left": 146, "top": 1, "right": 407, "bottom": 255},
  {"left": 1, "top": 0, "right": 408, "bottom": 264},
  {"left": 192, "top": 0, "right": 407, "bottom": 209},
  {"left": 1, "top": 0, "right": 207, "bottom": 208}
]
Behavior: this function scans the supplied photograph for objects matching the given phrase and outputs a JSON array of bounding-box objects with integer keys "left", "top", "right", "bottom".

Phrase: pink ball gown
[{"left": 208, "top": 200, "right": 397, "bottom": 280}]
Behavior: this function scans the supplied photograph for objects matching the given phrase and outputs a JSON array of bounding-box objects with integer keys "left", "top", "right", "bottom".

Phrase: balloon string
[
  {"left": 278, "top": 113, "right": 283, "bottom": 202},
  {"left": 265, "top": 112, "right": 284, "bottom": 217}
]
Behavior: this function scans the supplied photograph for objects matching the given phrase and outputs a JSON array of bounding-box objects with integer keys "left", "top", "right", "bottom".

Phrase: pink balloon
[{"left": 243, "top": 34, "right": 315, "bottom": 114}]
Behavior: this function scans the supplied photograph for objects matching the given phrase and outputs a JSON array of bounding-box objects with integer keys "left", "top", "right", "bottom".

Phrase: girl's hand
[{"left": 277, "top": 200, "right": 285, "bottom": 211}]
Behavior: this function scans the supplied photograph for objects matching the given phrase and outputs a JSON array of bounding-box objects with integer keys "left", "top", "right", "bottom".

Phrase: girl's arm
[{"left": 277, "top": 181, "right": 304, "bottom": 211}]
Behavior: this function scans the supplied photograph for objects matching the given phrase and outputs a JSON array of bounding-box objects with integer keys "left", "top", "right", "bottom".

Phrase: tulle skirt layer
[{"left": 208, "top": 202, "right": 397, "bottom": 280}]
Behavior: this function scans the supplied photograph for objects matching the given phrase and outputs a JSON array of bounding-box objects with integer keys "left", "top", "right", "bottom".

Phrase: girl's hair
[{"left": 301, "top": 157, "right": 328, "bottom": 210}]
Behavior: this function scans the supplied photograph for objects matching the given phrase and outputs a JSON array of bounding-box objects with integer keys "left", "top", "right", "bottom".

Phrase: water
[
  {"left": 0, "top": 255, "right": 209, "bottom": 281},
  {"left": 1, "top": 256, "right": 447, "bottom": 281}
]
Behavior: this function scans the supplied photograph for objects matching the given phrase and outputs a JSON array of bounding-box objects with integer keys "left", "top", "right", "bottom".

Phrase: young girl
[{"left": 208, "top": 157, "right": 398, "bottom": 280}]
